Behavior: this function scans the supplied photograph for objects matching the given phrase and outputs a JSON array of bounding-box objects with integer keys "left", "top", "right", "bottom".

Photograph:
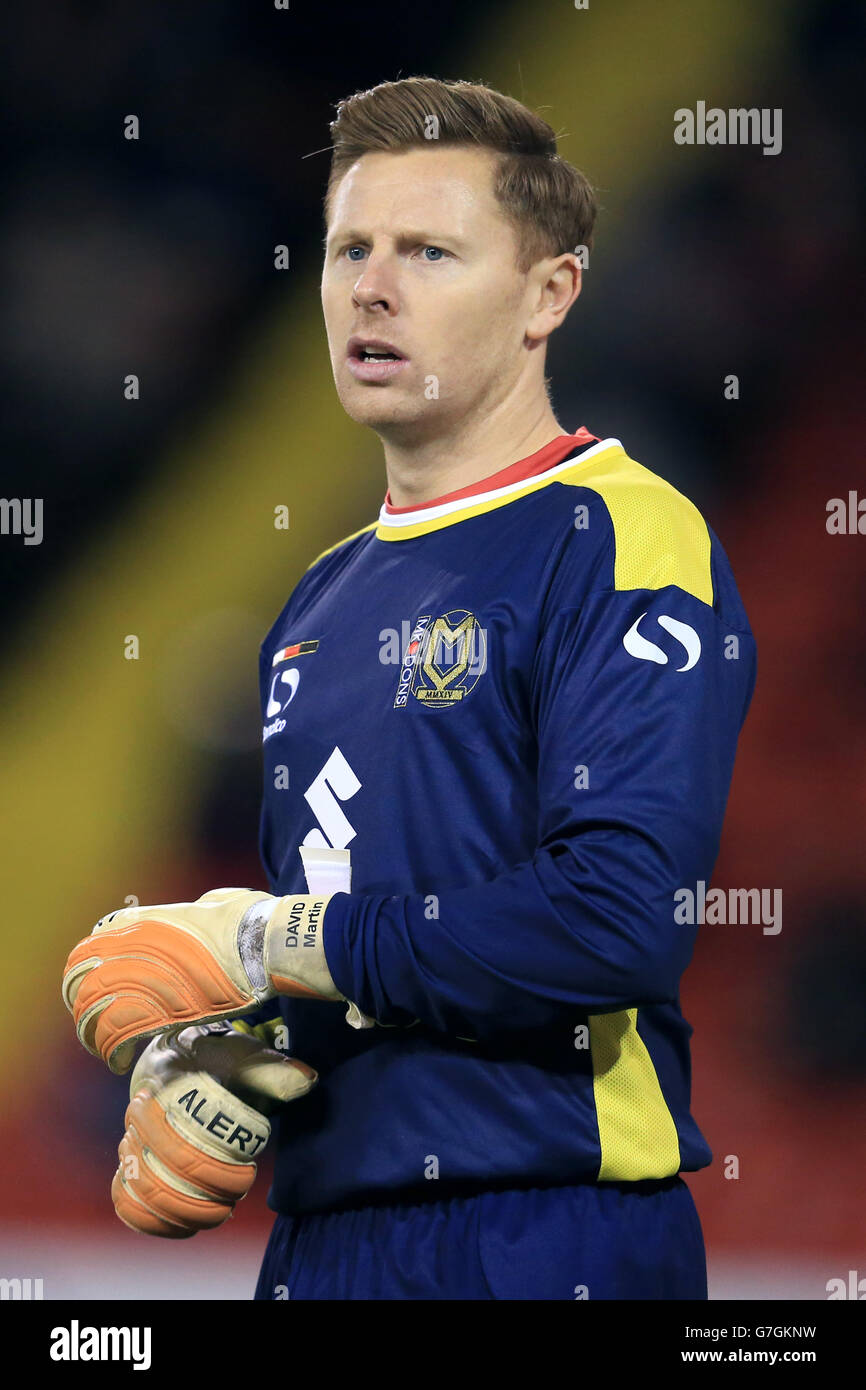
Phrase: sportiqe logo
[{"left": 272, "top": 639, "right": 319, "bottom": 667}]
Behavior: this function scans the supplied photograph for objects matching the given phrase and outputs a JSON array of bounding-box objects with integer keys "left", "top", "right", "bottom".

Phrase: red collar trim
[{"left": 382, "top": 426, "right": 600, "bottom": 514}]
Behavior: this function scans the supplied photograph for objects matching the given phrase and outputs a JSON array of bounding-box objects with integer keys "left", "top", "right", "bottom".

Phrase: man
[{"left": 63, "top": 76, "right": 756, "bottom": 1299}]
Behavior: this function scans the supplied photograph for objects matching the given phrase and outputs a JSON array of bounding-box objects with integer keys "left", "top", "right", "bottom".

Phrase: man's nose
[{"left": 353, "top": 255, "right": 397, "bottom": 310}]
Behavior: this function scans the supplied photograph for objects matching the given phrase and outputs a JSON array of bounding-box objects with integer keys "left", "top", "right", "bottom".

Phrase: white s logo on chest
[{"left": 302, "top": 747, "right": 362, "bottom": 849}]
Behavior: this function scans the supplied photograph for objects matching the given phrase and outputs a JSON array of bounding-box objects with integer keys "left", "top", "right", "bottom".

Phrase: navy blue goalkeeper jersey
[{"left": 253, "top": 427, "right": 756, "bottom": 1216}]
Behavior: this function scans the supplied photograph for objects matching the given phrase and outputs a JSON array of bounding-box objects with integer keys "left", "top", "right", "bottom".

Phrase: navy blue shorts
[{"left": 254, "top": 1176, "right": 707, "bottom": 1300}]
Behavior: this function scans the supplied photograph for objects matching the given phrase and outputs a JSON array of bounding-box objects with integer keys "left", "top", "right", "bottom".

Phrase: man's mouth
[
  {"left": 347, "top": 336, "right": 407, "bottom": 362},
  {"left": 346, "top": 336, "right": 410, "bottom": 382}
]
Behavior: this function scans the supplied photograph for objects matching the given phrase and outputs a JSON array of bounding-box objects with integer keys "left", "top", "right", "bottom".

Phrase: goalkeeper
[{"left": 62, "top": 76, "right": 756, "bottom": 1299}]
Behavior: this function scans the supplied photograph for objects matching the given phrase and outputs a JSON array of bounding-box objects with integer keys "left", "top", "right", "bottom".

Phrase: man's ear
[{"left": 525, "top": 254, "right": 582, "bottom": 346}]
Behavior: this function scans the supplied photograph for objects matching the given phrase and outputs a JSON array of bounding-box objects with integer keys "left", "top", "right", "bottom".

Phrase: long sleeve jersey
[{"left": 254, "top": 427, "right": 756, "bottom": 1215}]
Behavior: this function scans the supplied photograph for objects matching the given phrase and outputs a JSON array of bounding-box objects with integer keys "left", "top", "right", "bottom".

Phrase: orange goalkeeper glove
[
  {"left": 62, "top": 887, "right": 368, "bottom": 1074},
  {"left": 112, "top": 1022, "right": 316, "bottom": 1238}
]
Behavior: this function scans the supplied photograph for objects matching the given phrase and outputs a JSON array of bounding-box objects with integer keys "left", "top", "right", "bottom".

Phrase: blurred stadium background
[{"left": 1, "top": 0, "right": 864, "bottom": 1299}]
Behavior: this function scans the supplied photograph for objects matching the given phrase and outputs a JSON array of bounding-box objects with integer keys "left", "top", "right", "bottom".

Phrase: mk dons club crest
[{"left": 394, "top": 609, "right": 487, "bottom": 708}]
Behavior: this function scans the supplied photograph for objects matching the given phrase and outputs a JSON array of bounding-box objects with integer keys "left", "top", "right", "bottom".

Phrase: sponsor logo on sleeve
[{"left": 623, "top": 612, "right": 701, "bottom": 671}]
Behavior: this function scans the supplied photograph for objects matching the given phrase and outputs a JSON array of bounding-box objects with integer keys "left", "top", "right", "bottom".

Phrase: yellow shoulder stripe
[
  {"left": 560, "top": 450, "right": 714, "bottom": 606},
  {"left": 306, "top": 448, "right": 712, "bottom": 606},
  {"left": 306, "top": 520, "right": 378, "bottom": 572}
]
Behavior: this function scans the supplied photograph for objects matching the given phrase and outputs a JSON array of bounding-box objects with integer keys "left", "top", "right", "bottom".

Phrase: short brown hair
[{"left": 325, "top": 76, "right": 597, "bottom": 272}]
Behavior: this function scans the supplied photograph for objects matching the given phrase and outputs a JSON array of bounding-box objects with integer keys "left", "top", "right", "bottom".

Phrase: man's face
[{"left": 321, "top": 146, "right": 545, "bottom": 441}]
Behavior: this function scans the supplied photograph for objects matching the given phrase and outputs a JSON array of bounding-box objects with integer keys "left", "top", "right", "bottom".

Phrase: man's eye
[
  {"left": 421, "top": 246, "right": 446, "bottom": 261},
  {"left": 344, "top": 246, "right": 366, "bottom": 262}
]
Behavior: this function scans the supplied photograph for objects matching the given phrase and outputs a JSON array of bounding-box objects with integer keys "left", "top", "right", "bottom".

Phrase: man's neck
[{"left": 383, "top": 396, "right": 567, "bottom": 509}]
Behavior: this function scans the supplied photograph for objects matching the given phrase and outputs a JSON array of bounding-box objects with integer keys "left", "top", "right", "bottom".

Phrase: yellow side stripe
[{"left": 589, "top": 1010, "right": 682, "bottom": 1181}]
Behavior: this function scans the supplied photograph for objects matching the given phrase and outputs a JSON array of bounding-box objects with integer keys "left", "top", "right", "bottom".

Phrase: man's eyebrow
[
  {"left": 323, "top": 227, "right": 365, "bottom": 249},
  {"left": 324, "top": 227, "right": 469, "bottom": 251}
]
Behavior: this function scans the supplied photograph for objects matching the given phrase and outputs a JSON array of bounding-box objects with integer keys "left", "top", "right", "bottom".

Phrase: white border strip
[{"left": 376, "top": 438, "right": 623, "bottom": 529}]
